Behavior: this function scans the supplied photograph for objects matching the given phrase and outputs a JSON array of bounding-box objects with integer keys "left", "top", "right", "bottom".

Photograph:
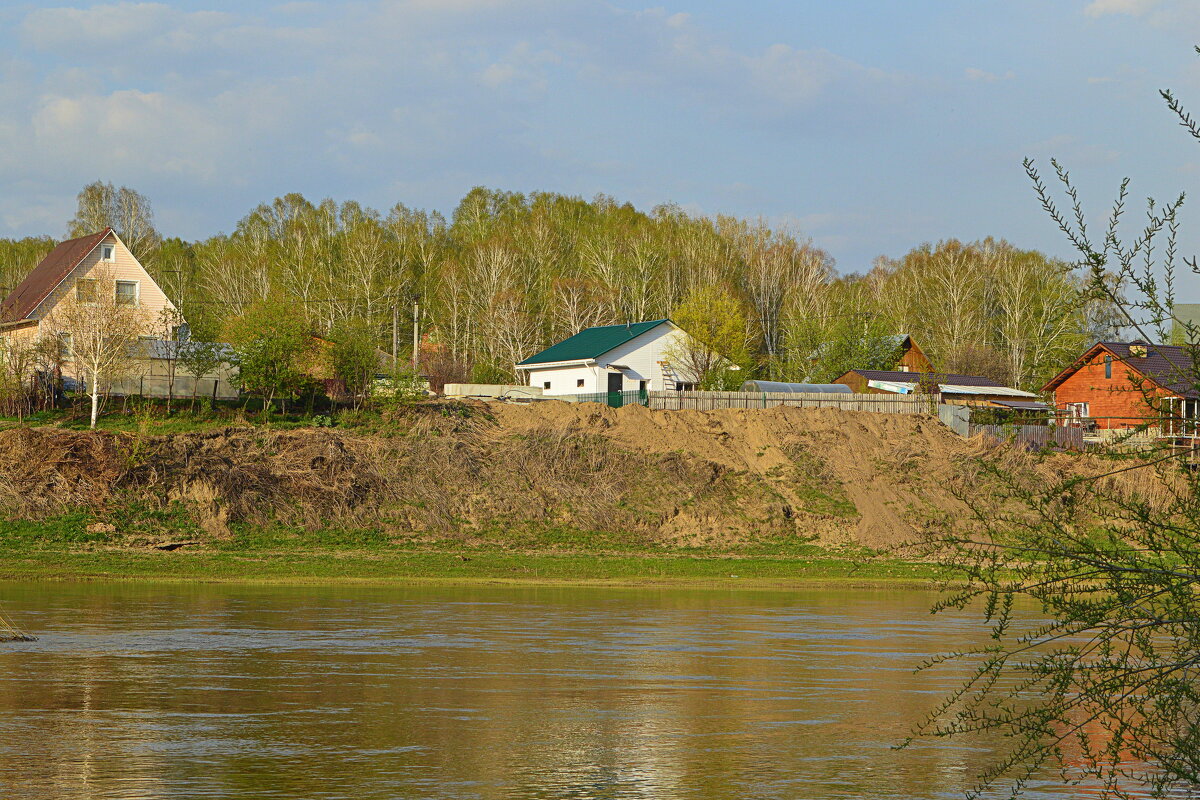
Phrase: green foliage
[
  {"left": 786, "top": 281, "right": 902, "bottom": 382},
  {"left": 179, "top": 340, "right": 226, "bottom": 401},
  {"left": 671, "top": 284, "right": 754, "bottom": 389},
  {"left": 0, "top": 236, "right": 54, "bottom": 300},
  {"left": 1, "top": 183, "right": 1106, "bottom": 395},
  {"left": 375, "top": 368, "right": 428, "bottom": 404},
  {"left": 224, "top": 297, "right": 314, "bottom": 408},
  {"left": 873, "top": 238, "right": 1095, "bottom": 386},
  {"left": 916, "top": 453, "right": 1200, "bottom": 798},
  {"left": 913, "top": 60, "right": 1200, "bottom": 799},
  {"left": 329, "top": 318, "right": 380, "bottom": 400},
  {"left": 469, "top": 361, "right": 513, "bottom": 385}
]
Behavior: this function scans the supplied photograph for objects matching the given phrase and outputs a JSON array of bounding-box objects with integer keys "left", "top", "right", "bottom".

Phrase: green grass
[
  {"left": 0, "top": 547, "right": 941, "bottom": 586},
  {"left": 0, "top": 514, "right": 941, "bottom": 586},
  {"left": 0, "top": 397, "right": 481, "bottom": 436},
  {"left": 782, "top": 445, "right": 860, "bottom": 518}
]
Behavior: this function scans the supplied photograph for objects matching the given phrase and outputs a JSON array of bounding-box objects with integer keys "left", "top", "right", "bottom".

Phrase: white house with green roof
[{"left": 515, "top": 319, "right": 702, "bottom": 396}]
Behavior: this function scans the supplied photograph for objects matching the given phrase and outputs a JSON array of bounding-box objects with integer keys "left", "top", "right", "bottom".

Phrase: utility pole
[
  {"left": 411, "top": 297, "right": 420, "bottom": 372},
  {"left": 391, "top": 304, "right": 399, "bottom": 370}
]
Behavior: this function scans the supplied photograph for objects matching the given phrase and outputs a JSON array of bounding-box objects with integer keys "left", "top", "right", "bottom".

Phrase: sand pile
[{"left": 489, "top": 403, "right": 978, "bottom": 547}]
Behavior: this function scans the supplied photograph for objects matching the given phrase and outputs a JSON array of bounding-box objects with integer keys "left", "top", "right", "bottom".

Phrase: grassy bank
[
  {"left": 0, "top": 515, "right": 939, "bottom": 586},
  {"left": 1, "top": 402, "right": 1033, "bottom": 587}
]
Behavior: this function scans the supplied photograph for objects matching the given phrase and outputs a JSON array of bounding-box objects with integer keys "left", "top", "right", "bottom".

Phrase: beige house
[{"left": 0, "top": 228, "right": 238, "bottom": 399}]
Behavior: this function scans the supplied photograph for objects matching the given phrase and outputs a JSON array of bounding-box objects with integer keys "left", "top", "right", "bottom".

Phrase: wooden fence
[
  {"left": 970, "top": 423, "right": 1085, "bottom": 450},
  {"left": 646, "top": 390, "right": 938, "bottom": 414}
]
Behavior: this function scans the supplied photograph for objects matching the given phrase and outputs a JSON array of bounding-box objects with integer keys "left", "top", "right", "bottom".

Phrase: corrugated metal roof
[
  {"left": 850, "top": 369, "right": 1005, "bottom": 387},
  {"left": 740, "top": 381, "right": 852, "bottom": 393},
  {"left": 868, "top": 379, "right": 916, "bottom": 394},
  {"left": 0, "top": 229, "right": 112, "bottom": 323},
  {"left": 517, "top": 319, "right": 671, "bottom": 366},
  {"left": 940, "top": 384, "right": 1039, "bottom": 397}
]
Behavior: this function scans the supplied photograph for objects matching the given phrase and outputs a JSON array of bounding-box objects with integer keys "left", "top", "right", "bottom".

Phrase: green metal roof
[{"left": 518, "top": 319, "right": 671, "bottom": 366}]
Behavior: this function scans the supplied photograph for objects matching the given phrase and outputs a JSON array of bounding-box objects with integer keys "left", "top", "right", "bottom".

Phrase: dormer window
[{"left": 100, "top": 244, "right": 115, "bottom": 262}]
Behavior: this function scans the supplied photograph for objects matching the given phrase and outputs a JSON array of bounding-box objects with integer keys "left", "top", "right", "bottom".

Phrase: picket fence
[
  {"left": 646, "top": 390, "right": 938, "bottom": 414},
  {"left": 970, "top": 423, "right": 1085, "bottom": 450}
]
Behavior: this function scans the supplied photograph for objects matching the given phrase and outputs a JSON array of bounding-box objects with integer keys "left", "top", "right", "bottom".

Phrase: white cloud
[
  {"left": 965, "top": 67, "right": 1015, "bottom": 82},
  {"left": 478, "top": 42, "right": 560, "bottom": 91},
  {"left": 29, "top": 88, "right": 252, "bottom": 182},
  {"left": 22, "top": 3, "right": 233, "bottom": 51},
  {"left": 0, "top": 0, "right": 913, "bottom": 238},
  {"left": 575, "top": 8, "right": 910, "bottom": 122},
  {"left": 1084, "top": 0, "right": 1158, "bottom": 16}
]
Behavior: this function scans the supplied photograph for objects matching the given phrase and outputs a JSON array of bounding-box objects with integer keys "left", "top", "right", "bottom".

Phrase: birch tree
[
  {"left": 45, "top": 272, "right": 152, "bottom": 428},
  {"left": 68, "top": 181, "right": 160, "bottom": 262}
]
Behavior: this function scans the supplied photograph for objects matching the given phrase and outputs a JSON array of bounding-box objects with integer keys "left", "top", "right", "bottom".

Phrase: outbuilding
[
  {"left": 834, "top": 369, "right": 1043, "bottom": 407},
  {"left": 515, "top": 319, "right": 702, "bottom": 396}
]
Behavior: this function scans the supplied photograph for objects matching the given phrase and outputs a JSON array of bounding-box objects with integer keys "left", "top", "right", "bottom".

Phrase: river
[{"left": 0, "top": 583, "right": 1107, "bottom": 799}]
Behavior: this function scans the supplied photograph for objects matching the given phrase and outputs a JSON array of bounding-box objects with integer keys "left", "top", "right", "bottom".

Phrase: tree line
[{"left": 0, "top": 181, "right": 1120, "bottom": 392}]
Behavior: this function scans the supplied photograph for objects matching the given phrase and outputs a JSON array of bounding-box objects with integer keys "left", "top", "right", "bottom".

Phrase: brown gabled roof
[
  {"left": 0, "top": 228, "right": 112, "bottom": 323},
  {"left": 1042, "top": 341, "right": 1200, "bottom": 400}
]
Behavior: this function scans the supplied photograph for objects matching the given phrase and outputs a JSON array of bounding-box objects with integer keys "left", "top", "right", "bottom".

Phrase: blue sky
[{"left": 3, "top": 0, "right": 1200, "bottom": 292}]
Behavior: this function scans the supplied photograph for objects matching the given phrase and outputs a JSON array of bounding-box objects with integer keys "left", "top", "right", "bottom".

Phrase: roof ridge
[
  {"left": 0, "top": 228, "right": 114, "bottom": 323},
  {"left": 584, "top": 318, "right": 670, "bottom": 329},
  {"left": 517, "top": 319, "right": 673, "bottom": 366}
]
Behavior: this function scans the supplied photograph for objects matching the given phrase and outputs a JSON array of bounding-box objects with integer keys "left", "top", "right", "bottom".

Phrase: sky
[{"left": 3, "top": 0, "right": 1200, "bottom": 291}]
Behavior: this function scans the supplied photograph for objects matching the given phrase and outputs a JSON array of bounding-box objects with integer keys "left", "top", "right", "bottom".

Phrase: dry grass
[{"left": 0, "top": 403, "right": 1183, "bottom": 550}]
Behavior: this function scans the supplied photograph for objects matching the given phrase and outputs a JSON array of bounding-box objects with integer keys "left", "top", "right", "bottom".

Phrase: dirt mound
[
  {"left": 487, "top": 403, "right": 980, "bottom": 547},
  {"left": 0, "top": 403, "right": 1160, "bottom": 550}
]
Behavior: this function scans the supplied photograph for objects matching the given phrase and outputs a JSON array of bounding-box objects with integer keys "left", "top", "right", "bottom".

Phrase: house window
[
  {"left": 676, "top": 382, "right": 698, "bottom": 391},
  {"left": 1104, "top": 355, "right": 1112, "bottom": 380},
  {"left": 543, "top": 381, "right": 551, "bottom": 390},
  {"left": 576, "top": 379, "right": 585, "bottom": 388},
  {"left": 75, "top": 278, "right": 97, "bottom": 303},
  {"left": 1066, "top": 402, "right": 1090, "bottom": 419},
  {"left": 100, "top": 244, "right": 115, "bottom": 262},
  {"left": 115, "top": 280, "right": 138, "bottom": 306},
  {"left": 57, "top": 332, "right": 72, "bottom": 360}
]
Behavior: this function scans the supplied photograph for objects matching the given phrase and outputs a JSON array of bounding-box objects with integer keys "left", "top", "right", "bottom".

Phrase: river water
[{"left": 0, "top": 583, "right": 1103, "bottom": 799}]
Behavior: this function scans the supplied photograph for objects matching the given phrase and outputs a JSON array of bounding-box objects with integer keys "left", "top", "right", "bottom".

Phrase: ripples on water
[{"left": 0, "top": 583, "right": 1149, "bottom": 799}]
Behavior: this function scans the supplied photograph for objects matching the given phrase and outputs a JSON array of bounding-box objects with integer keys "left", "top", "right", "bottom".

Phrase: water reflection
[{"left": 0, "top": 584, "right": 1119, "bottom": 799}]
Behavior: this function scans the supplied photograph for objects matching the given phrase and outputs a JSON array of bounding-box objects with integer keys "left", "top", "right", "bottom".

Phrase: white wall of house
[
  {"left": 525, "top": 363, "right": 602, "bottom": 396},
  {"left": 597, "top": 324, "right": 698, "bottom": 390},
  {"left": 522, "top": 323, "right": 702, "bottom": 395}
]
